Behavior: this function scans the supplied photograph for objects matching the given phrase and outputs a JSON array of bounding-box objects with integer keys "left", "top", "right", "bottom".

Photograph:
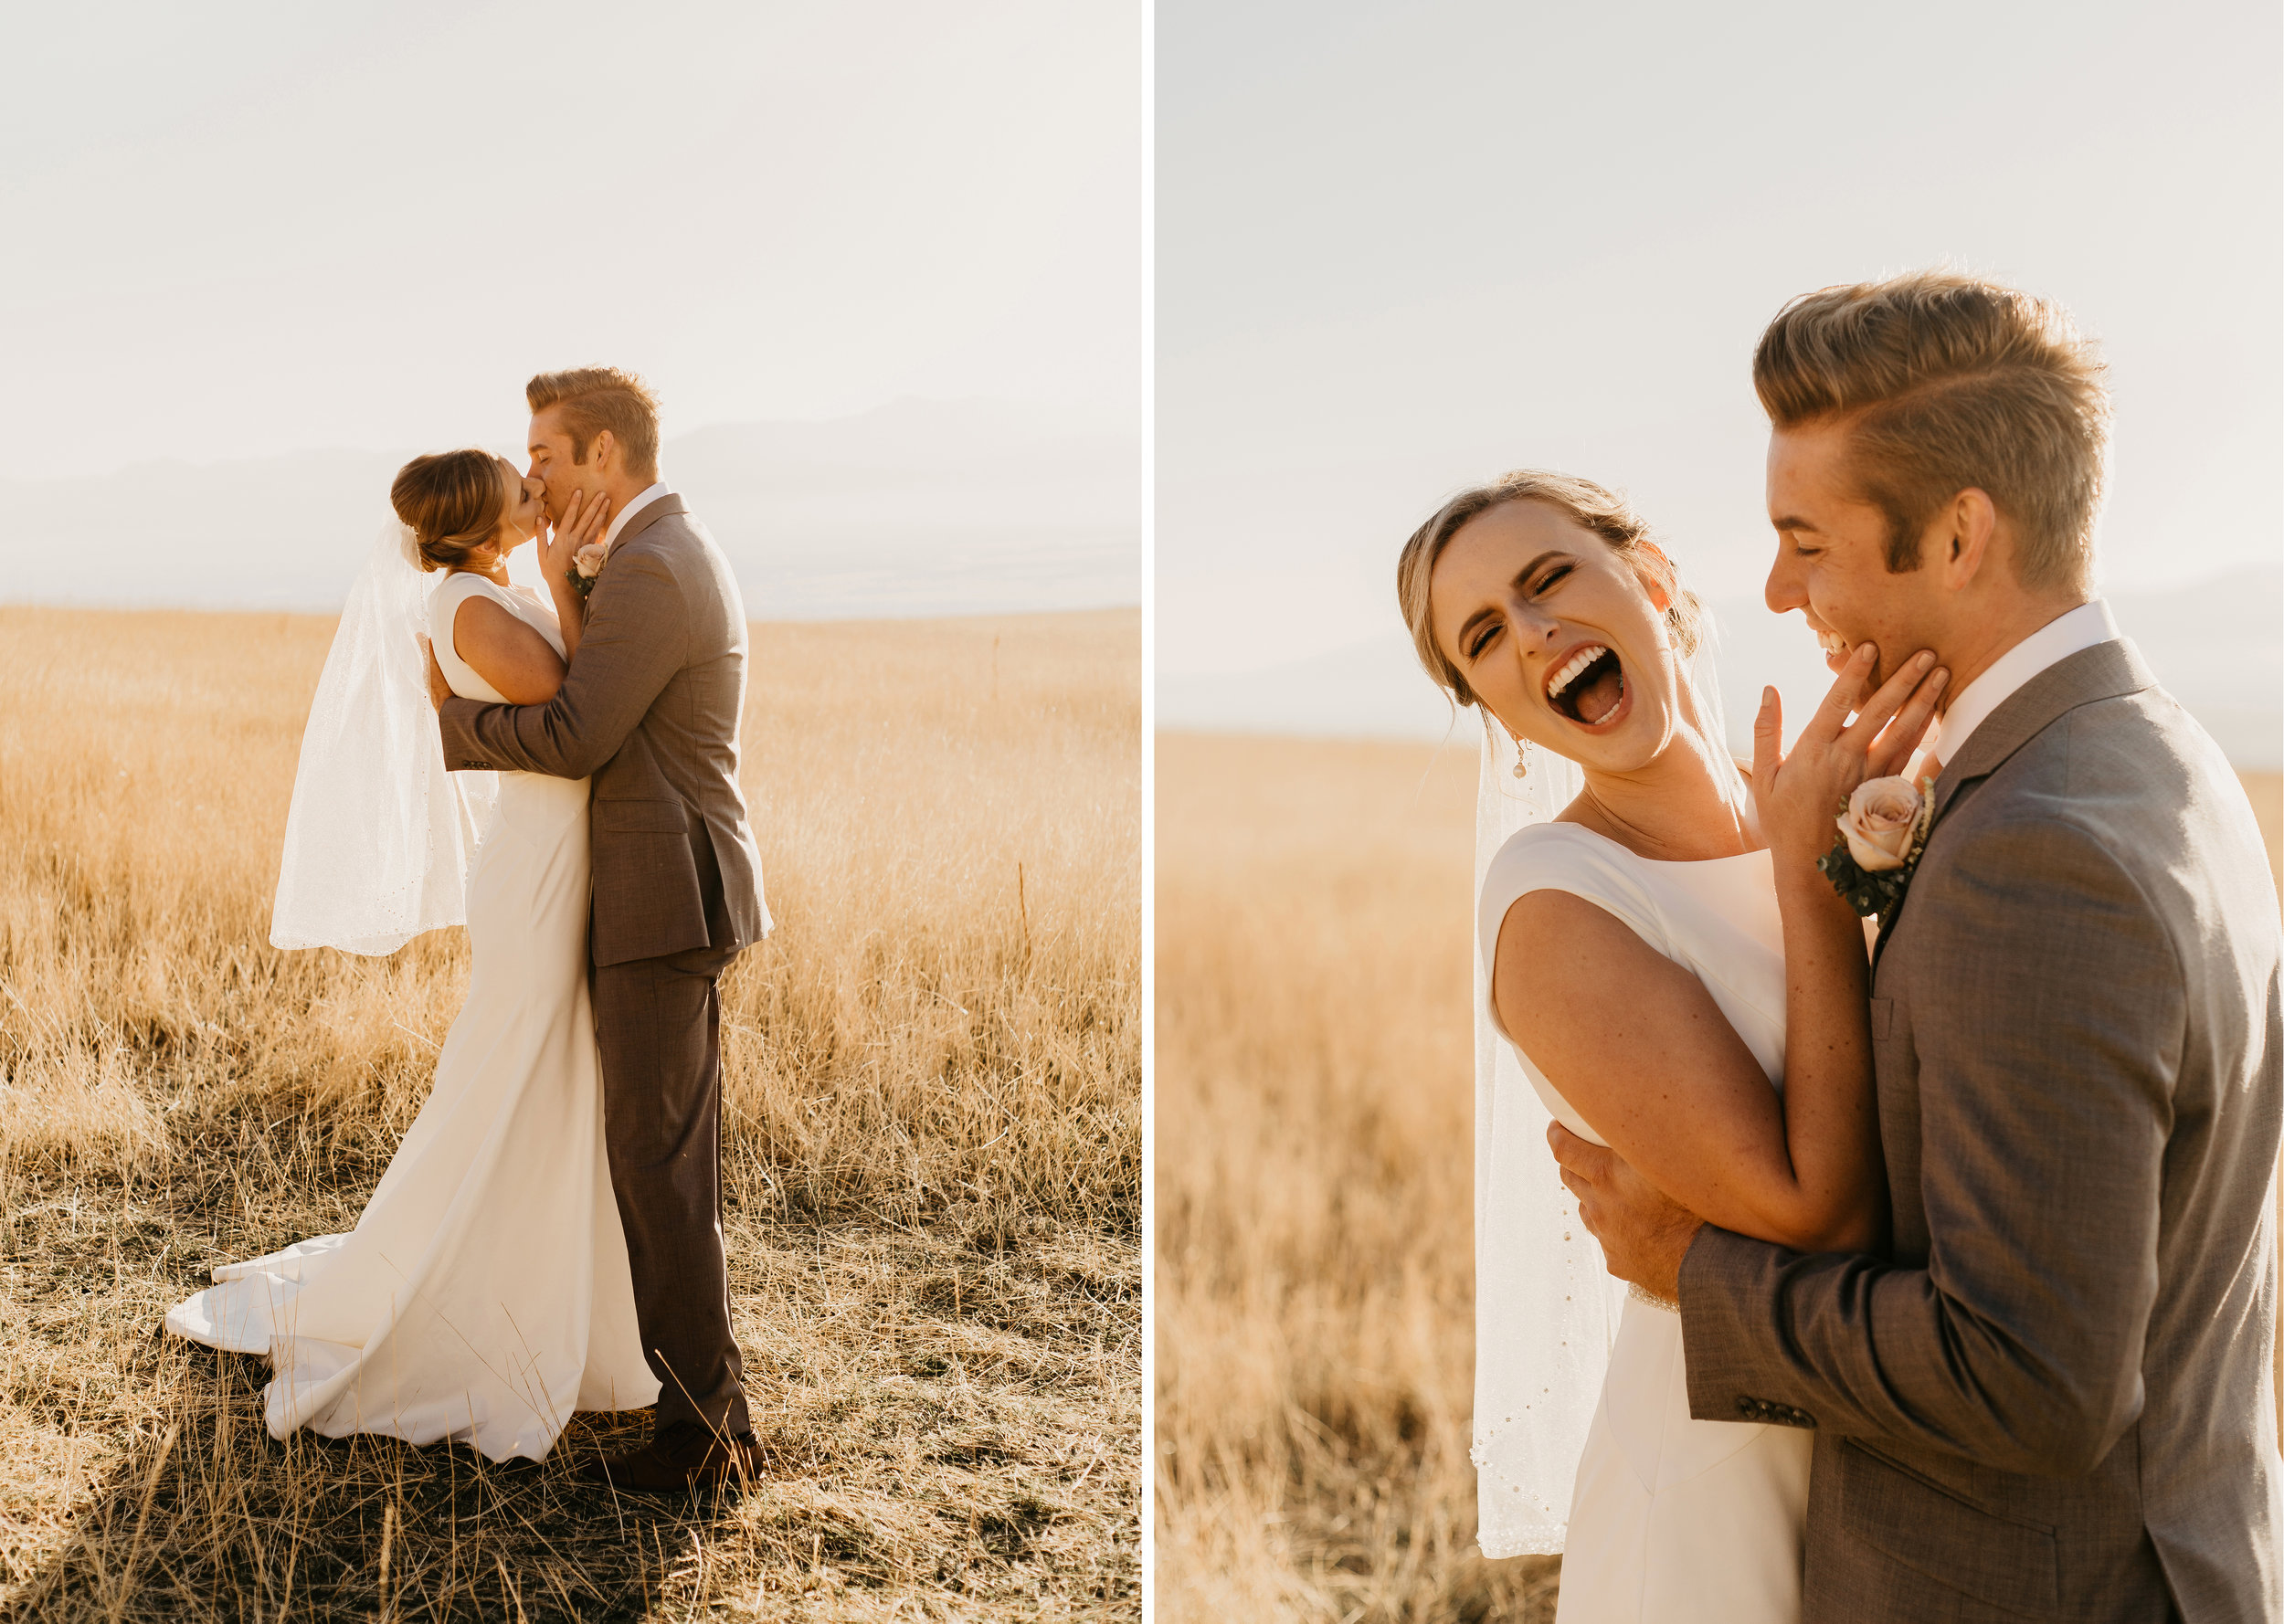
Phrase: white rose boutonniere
[
  {"left": 567, "top": 541, "right": 608, "bottom": 600},
  {"left": 1816, "top": 774, "right": 1936, "bottom": 918}
]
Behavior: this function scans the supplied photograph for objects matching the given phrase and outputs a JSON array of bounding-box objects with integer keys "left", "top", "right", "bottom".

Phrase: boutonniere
[
  {"left": 567, "top": 541, "right": 608, "bottom": 600},
  {"left": 1815, "top": 774, "right": 1936, "bottom": 919}
]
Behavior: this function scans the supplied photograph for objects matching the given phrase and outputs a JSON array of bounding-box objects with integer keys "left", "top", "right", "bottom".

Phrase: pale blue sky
[
  {"left": 1157, "top": 0, "right": 2282, "bottom": 729},
  {"left": 0, "top": 1, "right": 1141, "bottom": 481}
]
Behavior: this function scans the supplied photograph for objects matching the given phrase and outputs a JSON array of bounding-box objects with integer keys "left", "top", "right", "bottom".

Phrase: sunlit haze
[
  {"left": 0, "top": 1, "right": 1141, "bottom": 617},
  {"left": 1157, "top": 0, "right": 2280, "bottom": 765}
]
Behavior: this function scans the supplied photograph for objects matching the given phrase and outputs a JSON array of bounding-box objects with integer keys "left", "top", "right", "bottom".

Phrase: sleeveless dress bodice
[
  {"left": 428, "top": 574, "right": 590, "bottom": 844},
  {"left": 1475, "top": 822, "right": 1810, "bottom": 1623}
]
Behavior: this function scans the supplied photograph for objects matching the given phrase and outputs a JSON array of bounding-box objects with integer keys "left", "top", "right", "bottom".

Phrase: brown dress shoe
[{"left": 581, "top": 1422, "right": 761, "bottom": 1492}]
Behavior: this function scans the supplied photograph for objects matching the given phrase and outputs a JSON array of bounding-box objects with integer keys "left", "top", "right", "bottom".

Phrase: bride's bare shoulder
[{"left": 449, "top": 589, "right": 566, "bottom": 705}]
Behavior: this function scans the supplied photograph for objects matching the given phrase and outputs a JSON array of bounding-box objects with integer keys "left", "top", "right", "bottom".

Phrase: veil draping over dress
[{"left": 268, "top": 520, "right": 495, "bottom": 957}]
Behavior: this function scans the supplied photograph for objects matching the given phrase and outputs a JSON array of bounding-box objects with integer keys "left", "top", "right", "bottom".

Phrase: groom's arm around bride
[
  {"left": 431, "top": 367, "right": 774, "bottom": 1483},
  {"left": 1559, "top": 275, "right": 2283, "bottom": 1623},
  {"left": 435, "top": 371, "right": 768, "bottom": 969}
]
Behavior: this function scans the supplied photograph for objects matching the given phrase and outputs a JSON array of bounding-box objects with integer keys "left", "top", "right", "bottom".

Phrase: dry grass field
[
  {"left": 1154, "top": 730, "right": 2282, "bottom": 1624},
  {"left": 0, "top": 605, "right": 1140, "bottom": 1621}
]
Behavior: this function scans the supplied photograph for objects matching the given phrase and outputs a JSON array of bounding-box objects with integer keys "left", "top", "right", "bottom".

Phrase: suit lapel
[{"left": 1871, "top": 638, "right": 2154, "bottom": 973}]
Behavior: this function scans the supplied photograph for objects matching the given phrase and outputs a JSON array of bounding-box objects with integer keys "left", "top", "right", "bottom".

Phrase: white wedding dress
[
  {"left": 1476, "top": 822, "right": 1811, "bottom": 1622},
  {"left": 165, "top": 573, "right": 660, "bottom": 1461}
]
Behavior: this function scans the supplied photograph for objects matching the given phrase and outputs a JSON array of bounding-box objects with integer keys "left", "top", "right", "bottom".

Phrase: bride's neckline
[
  {"left": 445, "top": 569, "right": 537, "bottom": 597},
  {"left": 1549, "top": 819, "right": 1769, "bottom": 868}
]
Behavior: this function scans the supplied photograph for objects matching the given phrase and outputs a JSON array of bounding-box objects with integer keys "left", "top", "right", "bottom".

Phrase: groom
[
  {"left": 428, "top": 366, "right": 772, "bottom": 1490},
  {"left": 1553, "top": 274, "right": 2282, "bottom": 1619}
]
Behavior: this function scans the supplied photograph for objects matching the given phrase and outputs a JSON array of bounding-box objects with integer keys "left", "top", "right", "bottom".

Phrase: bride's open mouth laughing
[{"left": 1546, "top": 641, "right": 1630, "bottom": 729}]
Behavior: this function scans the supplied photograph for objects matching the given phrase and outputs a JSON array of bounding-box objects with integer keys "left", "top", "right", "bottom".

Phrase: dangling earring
[{"left": 1512, "top": 733, "right": 1529, "bottom": 780}]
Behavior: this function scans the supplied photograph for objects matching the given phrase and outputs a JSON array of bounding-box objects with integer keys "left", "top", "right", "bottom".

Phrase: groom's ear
[
  {"left": 587, "top": 428, "right": 619, "bottom": 474},
  {"left": 1935, "top": 488, "right": 1999, "bottom": 591}
]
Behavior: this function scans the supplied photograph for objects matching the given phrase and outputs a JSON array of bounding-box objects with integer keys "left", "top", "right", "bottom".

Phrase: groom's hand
[
  {"left": 420, "top": 637, "right": 451, "bottom": 713},
  {"left": 1548, "top": 1122, "right": 1701, "bottom": 1302}
]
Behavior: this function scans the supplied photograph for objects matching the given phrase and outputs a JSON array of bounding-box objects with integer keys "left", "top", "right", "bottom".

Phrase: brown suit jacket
[
  {"left": 439, "top": 495, "right": 770, "bottom": 966},
  {"left": 1678, "top": 638, "right": 2283, "bottom": 1622}
]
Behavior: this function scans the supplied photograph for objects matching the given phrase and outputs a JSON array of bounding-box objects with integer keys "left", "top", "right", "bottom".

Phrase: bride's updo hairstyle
[
  {"left": 1396, "top": 470, "right": 1705, "bottom": 708},
  {"left": 392, "top": 449, "right": 517, "bottom": 573}
]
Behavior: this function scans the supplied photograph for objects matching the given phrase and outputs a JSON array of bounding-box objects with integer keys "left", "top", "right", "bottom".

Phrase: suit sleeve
[
  {"left": 1676, "top": 813, "right": 2182, "bottom": 1475},
  {"left": 437, "top": 551, "right": 687, "bottom": 782}
]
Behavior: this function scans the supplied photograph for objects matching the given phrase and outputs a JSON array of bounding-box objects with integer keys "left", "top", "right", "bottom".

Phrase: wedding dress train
[{"left": 165, "top": 573, "right": 659, "bottom": 1461}]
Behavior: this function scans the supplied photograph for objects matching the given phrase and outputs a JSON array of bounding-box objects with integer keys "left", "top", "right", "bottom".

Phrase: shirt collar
[
  {"left": 1931, "top": 598, "right": 2119, "bottom": 766},
  {"left": 602, "top": 481, "right": 673, "bottom": 553}
]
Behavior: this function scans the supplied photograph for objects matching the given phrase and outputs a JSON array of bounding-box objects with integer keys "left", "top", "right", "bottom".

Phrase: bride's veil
[
  {"left": 269, "top": 520, "right": 496, "bottom": 955},
  {"left": 1468, "top": 616, "right": 1740, "bottom": 1557}
]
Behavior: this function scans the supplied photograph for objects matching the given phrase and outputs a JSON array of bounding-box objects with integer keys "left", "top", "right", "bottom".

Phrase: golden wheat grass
[
  {"left": 0, "top": 604, "right": 1140, "bottom": 1621},
  {"left": 1153, "top": 732, "right": 2282, "bottom": 1624}
]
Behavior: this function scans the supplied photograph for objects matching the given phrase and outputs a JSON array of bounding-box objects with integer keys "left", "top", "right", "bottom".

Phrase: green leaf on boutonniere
[
  {"left": 1818, "top": 774, "right": 1937, "bottom": 921},
  {"left": 1816, "top": 842, "right": 1907, "bottom": 920}
]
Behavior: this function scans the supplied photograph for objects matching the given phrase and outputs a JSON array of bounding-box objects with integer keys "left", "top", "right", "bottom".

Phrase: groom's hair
[
  {"left": 1753, "top": 271, "right": 2109, "bottom": 592},
  {"left": 526, "top": 367, "right": 661, "bottom": 481}
]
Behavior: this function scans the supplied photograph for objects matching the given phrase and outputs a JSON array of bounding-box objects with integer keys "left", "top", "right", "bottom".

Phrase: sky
[
  {"left": 0, "top": 0, "right": 1142, "bottom": 481},
  {"left": 1155, "top": 0, "right": 2282, "bottom": 752}
]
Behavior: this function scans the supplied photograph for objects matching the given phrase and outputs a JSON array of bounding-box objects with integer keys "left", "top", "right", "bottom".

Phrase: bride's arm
[
  {"left": 1499, "top": 889, "right": 1880, "bottom": 1252},
  {"left": 1504, "top": 645, "right": 1942, "bottom": 1254},
  {"left": 451, "top": 596, "right": 568, "bottom": 704}
]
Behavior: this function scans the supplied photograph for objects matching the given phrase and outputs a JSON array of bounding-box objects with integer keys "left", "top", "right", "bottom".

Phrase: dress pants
[{"left": 591, "top": 933, "right": 750, "bottom": 1439}]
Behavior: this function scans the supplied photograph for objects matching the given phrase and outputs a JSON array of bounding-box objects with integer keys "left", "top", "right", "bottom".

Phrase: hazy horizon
[{"left": 0, "top": 396, "right": 1139, "bottom": 621}]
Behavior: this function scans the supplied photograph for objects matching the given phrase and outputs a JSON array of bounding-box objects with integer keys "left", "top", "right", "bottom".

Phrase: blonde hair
[
  {"left": 1753, "top": 270, "right": 2109, "bottom": 590},
  {"left": 391, "top": 449, "right": 517, "bottom": 573},
  {"left": 1395, "top": 470, "right": 1702, "bottom": 707},
  {"left": 525, "top": 366, "right": 662, "bottom": 481}
]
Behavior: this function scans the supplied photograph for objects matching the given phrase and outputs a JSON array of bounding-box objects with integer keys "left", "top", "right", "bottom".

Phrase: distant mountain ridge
[
  {"left": 0, "top": 399, "right": 1140, "bottom": 620},
  {"left": 1158, "top": 564, "right": 2284, "bottom": 771}
]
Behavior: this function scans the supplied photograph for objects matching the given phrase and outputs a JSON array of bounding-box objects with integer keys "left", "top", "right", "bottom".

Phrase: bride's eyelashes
[{"left": 1463, "top": 563, "right": 1577, "bottom": 659}]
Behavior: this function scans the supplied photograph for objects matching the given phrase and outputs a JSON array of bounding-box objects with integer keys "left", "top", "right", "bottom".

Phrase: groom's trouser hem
[{"left": 593, "top": 935, "right": 751, "bottom": 1440}]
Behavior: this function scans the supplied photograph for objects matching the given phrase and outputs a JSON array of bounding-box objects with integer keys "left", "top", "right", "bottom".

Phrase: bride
[
  {"left": 1395, "top": 471, "right": 1943, "bottom": 1620},
  {"left": 164, "top": 447, "right": 655, "bottom": 1462}
]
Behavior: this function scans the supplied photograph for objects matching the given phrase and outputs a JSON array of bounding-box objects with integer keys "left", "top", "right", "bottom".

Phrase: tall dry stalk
[
  {"left": 1154, "top": 733, "right": 1554, "bottom": 1623},
  {"left": 0, "top": 604, "right": 1140, "bottom": 1620},
  {"left": 0, "top": 606, "right": 1139, "bottom": 1220},
  {"left": 1154, "top": 732, "right": 2281, "bottom": 1624}
]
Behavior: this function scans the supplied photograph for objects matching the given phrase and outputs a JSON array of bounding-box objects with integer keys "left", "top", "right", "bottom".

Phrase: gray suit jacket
[
  {"left": 439, "top": 495, "right": 770, "bottom": 967},
  {"left": 1678, "top": 638, "right": 2283, "bottom": 1622}
]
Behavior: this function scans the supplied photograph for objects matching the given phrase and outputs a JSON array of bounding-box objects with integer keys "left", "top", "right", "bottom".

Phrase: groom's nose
[{"left": 1764, "top": 550, "right": 1807, "bottom": 615}]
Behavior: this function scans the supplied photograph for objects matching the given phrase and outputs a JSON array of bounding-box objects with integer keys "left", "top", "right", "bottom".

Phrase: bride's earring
[{"left": 1512, "top": 734, "right": 1529, "bottom": 780}]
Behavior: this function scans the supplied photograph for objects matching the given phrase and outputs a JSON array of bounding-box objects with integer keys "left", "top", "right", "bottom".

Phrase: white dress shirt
[
  {"left": 601, "top": 480, "right": 673, "bottom": 554},
  {"left": 1931, "top": 598, "right": 2120, "bottom": 766}
]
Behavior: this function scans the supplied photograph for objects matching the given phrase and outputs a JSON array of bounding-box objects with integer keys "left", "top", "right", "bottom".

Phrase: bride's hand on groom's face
[
  {"left": 541, "top": 489, "right": 610, "bottom": 585},
  {"left": 1750, "top": 643, "right": 1948, "bottom": 870},
  {"left": 1548, "top": 1123, "right": 1699, "bottom": 1302}
]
